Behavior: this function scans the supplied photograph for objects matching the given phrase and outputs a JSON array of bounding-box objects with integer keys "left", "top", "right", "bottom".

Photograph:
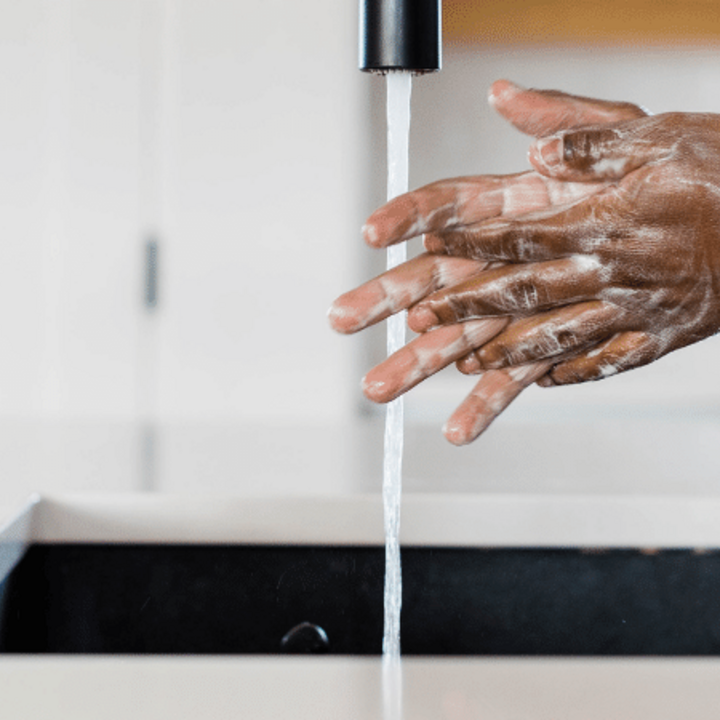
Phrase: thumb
[
  {"left": 527, "top": 120, "right": 669, "bottom": 182},
  {"left": 489, "top": 79, "right": 648, "bottom": 138}
]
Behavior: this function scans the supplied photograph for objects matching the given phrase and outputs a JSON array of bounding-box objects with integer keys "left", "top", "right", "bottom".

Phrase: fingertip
[
  {"left": 473, "top": 347, "right": 505, "bottom": 371},
  {"left": 488, "top": 79, "right": 525, "bottom": 108},
  {"left": 364, "top": 194, "right": 424, "bottom": 247},
  {"left": 327, "top": 300, "right": 360, "bottom": 334},
  {"left": 527, "top": 143, "right": 541, "bottom": 169},
  {"left": 361, "top": 373, "right": 389, "bottom": 403},
  {"left": 443, "top": 411, "right": 491, "bottom": 445},
  {"left": 423, "top": 233, "right": 444, "bottom": 254},
  {"left": 407, "top": 305, "right": 439, "bottom": 333},
  {"left": 456, "top": 353, "right": 482, "bottom": 375},
  {"left": 535, "top": 374, "right": 556, "bottom": 388},
  {"left": 442, "top": 418, "right": 473, "bottom": 446},
  {"left": 362, "top": 223, "right": 381, "bottom": 248}
]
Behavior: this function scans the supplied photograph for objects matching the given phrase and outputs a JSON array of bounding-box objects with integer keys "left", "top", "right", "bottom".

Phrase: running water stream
[{"left": 382, "top": 70, "right": 412, "bottom": 720}]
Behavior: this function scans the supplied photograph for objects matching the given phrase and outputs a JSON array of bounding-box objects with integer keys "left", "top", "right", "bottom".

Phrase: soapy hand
[
  {"left": 419, "top": 111, "right": 720, "bottom": 395},
  {"left": 329, "top": 81, "right": 647, "bottom": 444}
]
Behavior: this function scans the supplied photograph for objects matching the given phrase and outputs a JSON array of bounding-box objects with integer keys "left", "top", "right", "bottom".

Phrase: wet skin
[
  {"left": 330, "top": 82, "right": 720, "bottom": 444},
  {"left": 423, "top": 111, "right": 720, "bottom": 388}
]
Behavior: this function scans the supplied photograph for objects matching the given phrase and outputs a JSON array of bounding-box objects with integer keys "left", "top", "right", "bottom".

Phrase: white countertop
[{"left": 1, "top": 656, "right": 719, "bottom": 720}]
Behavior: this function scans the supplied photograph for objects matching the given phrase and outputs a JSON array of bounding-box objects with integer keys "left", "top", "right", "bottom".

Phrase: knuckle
[
  {"left": 444, "top": 229, "right": 478, "bottom": 259},
  {"left": 477, "top": 343, "right": 512, "bottom": 369},
  {"left": 539, "top": 325, "right": 576, "bottom": 355},
  {"left": 511, "top": 325, "right": 579, "bottom": 365},
  {"left": 563, "top": 128, "right": 619, "bottom": 168},
  {"left": 503, "top": 279, "right": 540, "bottom": 313},
  {"left": 553, "top": 358, "right": 620, "bottom": 385},
  {"left": 562, "top": 132, "right": 591, "bottom": 168},
  {"left": 497, "top": 226, "right": 534, "bottom": 262},
  {"left": 436, "top": 294, "right": 468, "bottom": 323},
  {"left": 554, "top": 328, "right": 579, "bottom": 350}
]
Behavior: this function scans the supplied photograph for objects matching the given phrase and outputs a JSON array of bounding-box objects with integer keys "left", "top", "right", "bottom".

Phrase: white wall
[
  {"left": 0, "top": 0, "right": 364, "bottom": 502},
  {"left": 0, "top": 0, "right": 360, "bottom": 425},
  {"left": 153, "top": 0, "right": 361, "bottom": 424},
  {"left": 0, "top": 1, "right": 142, "bottom": 418}
]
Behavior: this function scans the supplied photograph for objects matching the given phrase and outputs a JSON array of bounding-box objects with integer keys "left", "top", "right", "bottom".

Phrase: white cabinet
[{"left": 0, "top": 0, "right": 360, "bottom": 425}]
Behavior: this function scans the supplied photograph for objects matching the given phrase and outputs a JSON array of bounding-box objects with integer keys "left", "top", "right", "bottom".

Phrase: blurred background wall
[
  {"left": 0, "top": 0, "right": 362, "bottom": 502},
  {"left": 1, "top": 0, "right": 720, "bottom": 506}
]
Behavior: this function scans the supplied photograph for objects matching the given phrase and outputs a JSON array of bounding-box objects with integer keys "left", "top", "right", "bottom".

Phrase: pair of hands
[{"left": 329, "top": 80, "right": 720, "bottom": 445}]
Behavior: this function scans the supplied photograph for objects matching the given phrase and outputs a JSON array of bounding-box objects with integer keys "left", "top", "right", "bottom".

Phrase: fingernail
[
  {"left": 531, "top": 136, "right": 562, "bottom": 169},
  {"left": 362, "top": 223, "right": 379, "bottom": 247}
]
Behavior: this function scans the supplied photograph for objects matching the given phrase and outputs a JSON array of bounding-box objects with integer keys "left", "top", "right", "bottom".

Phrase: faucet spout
[{"left": 359, "top": 0, "right": 441, "bottom": 75}]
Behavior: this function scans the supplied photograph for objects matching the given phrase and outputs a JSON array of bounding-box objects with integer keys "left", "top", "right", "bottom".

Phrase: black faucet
[{"left": 359, "top": 0, "right": 441, "bottom": 74}]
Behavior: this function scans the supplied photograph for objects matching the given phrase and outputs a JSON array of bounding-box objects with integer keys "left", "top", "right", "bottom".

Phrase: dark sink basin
[{"left": 1, "top": 544, "right": 719, "bottom": 655}]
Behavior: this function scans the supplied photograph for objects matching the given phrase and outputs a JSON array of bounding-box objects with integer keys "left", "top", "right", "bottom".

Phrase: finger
[
  {"left": 408, "top": 255, "right": 605, "bottom": 331},
  {"left": 422, "top": 191, "right": 613, "bottom": 263},
  {"left": 545, "top": 331, "right": 662, "bottom": 385},
  {"left": 363, "top": 84, "right": 646, "bottom": 250},
  {"left": 362, "top": 318, "right": 508, "bottom": 403},
  {"left": 529, "top": 115, "right": 672, "bottom": 181},
  {"left": 489, "top": 79, "right": 648, "bottom": 138},
  {"left": 456, "top": 351, "right": 483, "bottom": 375},
  {"left": 457, "top": 345, "right": 573, "bottom": 376},
  {"left": 362, "top": 172, "right": 603, "bottom": 249},
  {"left": 474, "top": 301, "right": 626, "bottom": 370},
  {"left": 328, "top": 253, "right": 486, "bottom": 334},
  {"left": 443, "top": 361, "right": 553, "bottom": 446}
]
